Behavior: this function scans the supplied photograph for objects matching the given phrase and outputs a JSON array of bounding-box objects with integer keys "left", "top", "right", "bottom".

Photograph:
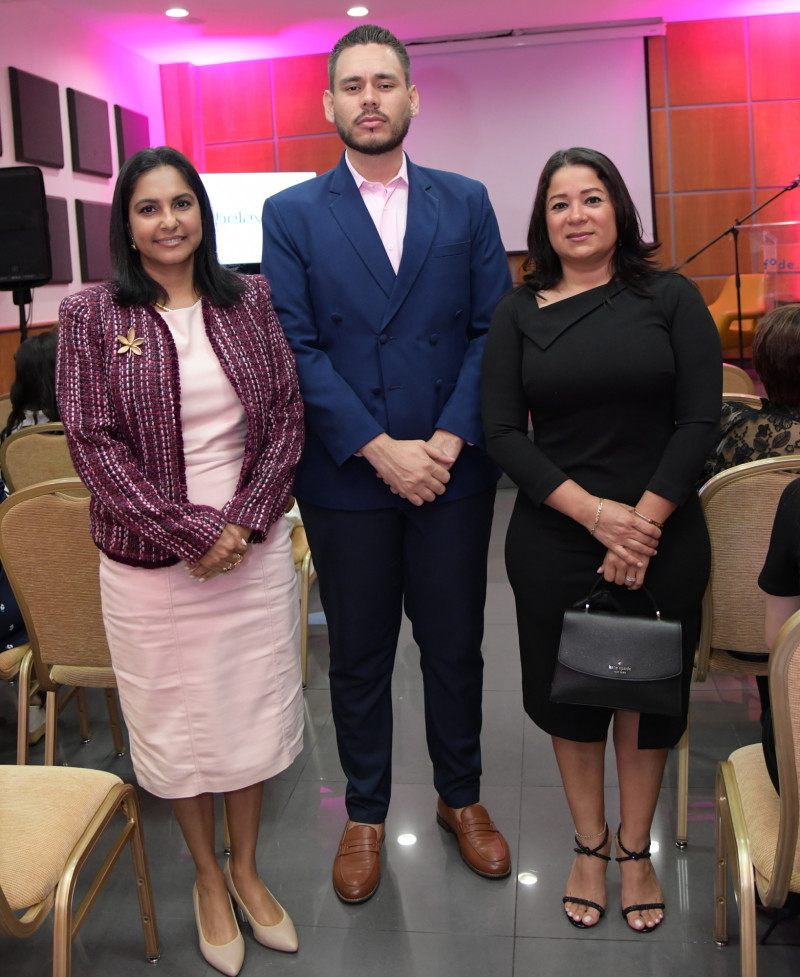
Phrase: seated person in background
[
  {"left": 1, "top": 330, "right": 60, "bottom": 441},
  {"left": 757, "top": 477, "right": 800, "bottom": 792},
  {"left": 0, "top": 330, "right": 59, "bottom": 743},
  {"left": 702, "top": 304, "right": 800, "bottom": 484}
]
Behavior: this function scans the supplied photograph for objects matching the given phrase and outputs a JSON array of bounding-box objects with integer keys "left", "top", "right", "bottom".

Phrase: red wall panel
[
  {"left": 277, "top": 135, "right": 342, "bottom": 175},
  {"left": 273, "top": 53, "right": 337, "bottom": 139},
  {"left": 673, "top": 190, "right": 754, "bottom": 277},
  {"left": 749, "top": 14, "right": 800, "bottom": 101},
  {"left": 203, "top": 141, "right": 276, "bottom": 173},
  {"left": 160, "top": 63, "right": 204, "bottom": 169},
  {"left": 754, "top": 188, "right": 800, "bottom": 225},
  {"left": 752, "top": 101, "right": 800, "bottom": 188},
  {"left": 650, "top": 109, "right": 668, "bottom": 194},
  {"left": 653, "top": 195, "right": 673, "bottom": 266},
  {"left": 199, "top": 61, "right": 273, "bottom": 144},
  {"left": 669, "top": 105, "right": 751, "bottom": 192},
  {"left": 666, "top": 19, "right": 747, "bottom": 106},
  {"left": 647, "top": 36, "right": 665, "bottom": 109}
]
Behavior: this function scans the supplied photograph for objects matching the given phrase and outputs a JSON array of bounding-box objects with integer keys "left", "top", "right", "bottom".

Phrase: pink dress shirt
[{"left": 345, "top": 152, "right": 408, "bottom": 274}]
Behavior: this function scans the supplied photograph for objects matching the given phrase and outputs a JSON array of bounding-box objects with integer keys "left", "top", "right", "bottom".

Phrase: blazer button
[
  {"left": 372, "top": 387, "right": 382, "bottom": 396},
  {"left": 379, "top": 334, "right": 388, "bottom": 345},
  {"left": 429, "top": 334, "right": 438, "bottom": 345},
  {"left": 435, "top": 378, "right": 443, "bottom": 389},
  {"left": 454, "top": 309, "right": 463, "bottom": 319},
  {"left": 331, "top": 313, "right": 343, "bottom": 323}
]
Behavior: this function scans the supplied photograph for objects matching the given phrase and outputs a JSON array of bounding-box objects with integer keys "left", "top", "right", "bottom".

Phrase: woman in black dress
[{"left": 482, "top": 148, "right": 721, "bottom": 933}]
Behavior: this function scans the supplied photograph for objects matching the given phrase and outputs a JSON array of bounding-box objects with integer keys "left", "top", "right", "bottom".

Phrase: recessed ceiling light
[
  {"left": 347, "top": 6, "right": 369, "bottom": 17},
  {"left": 165, "top": 7, "right": 189, "bottom": 17}
]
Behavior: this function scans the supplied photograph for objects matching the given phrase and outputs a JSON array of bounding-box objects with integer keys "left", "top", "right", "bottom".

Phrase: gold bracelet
[
  {"left": 633, "top": 508, "right": 664, "bottom": 529},
  {"left": 589, "top": 497, "right": 604, "bottom": 535}
]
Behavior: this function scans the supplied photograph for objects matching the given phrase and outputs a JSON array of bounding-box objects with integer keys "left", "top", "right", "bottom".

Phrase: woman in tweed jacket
[{"left": 57, "top": 147, "right": 304, "bottom": 976}]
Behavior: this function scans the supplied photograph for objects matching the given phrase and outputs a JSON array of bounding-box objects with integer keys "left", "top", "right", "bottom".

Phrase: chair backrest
[
  {"left": 0, "top": 423, "right": 77, "bottom": 494},
  {"left": 762, "top": 608, "right": 800, "bottom": 904},
  {"left": 698, "top": 458, "right": 800, "bottom": 661},
  {"left": 0, "top": 479, "right": 110, "bottom": 682},
  {"left": 722, "top": 362, "right": 755, "bottom": 395},
  {"left": 721, "top": 392, "right": 763, "bottom": 409}
]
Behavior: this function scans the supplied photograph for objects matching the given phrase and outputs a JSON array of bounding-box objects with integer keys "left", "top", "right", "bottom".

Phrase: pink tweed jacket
[{"left": 56, "top": 275, "right": 303, "bottom": 568}]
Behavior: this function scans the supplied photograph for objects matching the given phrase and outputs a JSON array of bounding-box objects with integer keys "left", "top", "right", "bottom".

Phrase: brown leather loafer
[
  {"left": 436, "top": 800, "right": 511, "bottom": 879},
  {"left": 332, "top": 821, "right": 385, "bottom": 903}
]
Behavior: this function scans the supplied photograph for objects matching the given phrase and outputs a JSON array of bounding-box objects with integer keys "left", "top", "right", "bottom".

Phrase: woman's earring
[{"left": 130, "top": 239, "right": 138, "bottom": 252}]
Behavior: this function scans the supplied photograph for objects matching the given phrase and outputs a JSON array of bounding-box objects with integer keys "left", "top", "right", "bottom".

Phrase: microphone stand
[
  {"left": 12, "top": 287, "right": 31, "bottom": 343},
  {"left": 677, "top": 173, "right": 800, "bottom": 366}
]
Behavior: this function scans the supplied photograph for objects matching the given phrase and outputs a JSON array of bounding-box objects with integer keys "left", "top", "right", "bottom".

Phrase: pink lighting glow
[{"left": 33, "top": 0, "right": 800, "bottom": 65}]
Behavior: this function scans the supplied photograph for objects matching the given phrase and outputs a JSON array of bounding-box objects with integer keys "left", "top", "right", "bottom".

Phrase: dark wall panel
[
  {"left": 75, "top": 200, "right": 111, "bottom": 283},
  {"left": 8, "top": 67, "right": 64, "bottom": 168},
  {"left": 114, "top": 105, "right": 150, "bottom": 165},
  {"left": 45, "top": 197, "right": 72, "bottom": 285},
  {"left": 67, "top": 88, "right": 113, "bottom": 177}
]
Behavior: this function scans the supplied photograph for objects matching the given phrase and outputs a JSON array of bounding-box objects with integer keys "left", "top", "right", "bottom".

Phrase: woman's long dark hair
[
  {"left": 1, "top": 331, "right": 60, "bottom": 440},
  {"left": 110, "top": 146, "right": 244, "bottom": 308},
  {"left": 523, "top": 147, "right": 663, "bottom": 293}
]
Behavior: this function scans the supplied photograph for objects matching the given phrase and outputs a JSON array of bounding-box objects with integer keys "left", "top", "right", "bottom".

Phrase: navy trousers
[{"left": 300, "top": 488, "right": 495, "bottom": 823}]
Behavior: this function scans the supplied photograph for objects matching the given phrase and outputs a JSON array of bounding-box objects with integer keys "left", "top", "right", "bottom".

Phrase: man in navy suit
[{"left": 261, "top": 24, "right": 511, "bottom": 903}]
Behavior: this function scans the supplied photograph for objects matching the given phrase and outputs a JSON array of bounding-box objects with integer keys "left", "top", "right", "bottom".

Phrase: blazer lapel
[
  {"left": 328, "top": 156, "right": 396, "bottom": 301},
  {"left": 383, "top": 161, "right": 438, "bottom": 327}
]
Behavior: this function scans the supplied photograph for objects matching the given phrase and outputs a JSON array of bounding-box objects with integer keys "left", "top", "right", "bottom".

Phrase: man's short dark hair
[{"left": 328, "top": 24, "right": 411, "bottom": 88}]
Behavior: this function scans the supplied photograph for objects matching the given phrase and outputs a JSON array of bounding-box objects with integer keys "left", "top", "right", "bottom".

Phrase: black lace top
[{"left": 701, "top": 399, "right": 800, "bottom": 485}]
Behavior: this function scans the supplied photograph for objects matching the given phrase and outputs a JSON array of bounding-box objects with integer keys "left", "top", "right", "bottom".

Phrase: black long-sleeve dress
[{"left": 482, "top": 274, "right": 722, "bottom": 747}]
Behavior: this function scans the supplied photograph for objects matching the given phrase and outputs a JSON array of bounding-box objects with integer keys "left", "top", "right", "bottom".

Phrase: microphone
[{"left": 787, "top": 173, "right": 800, "bottom": 190}]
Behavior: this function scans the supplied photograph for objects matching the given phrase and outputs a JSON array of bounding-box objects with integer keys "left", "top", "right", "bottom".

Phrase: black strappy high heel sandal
[
  {"left": 562, "top": 823, "right": 611, "bottom": 928},
  {"left": 615, "top": 824, "right": 665, "bottom": 933}
]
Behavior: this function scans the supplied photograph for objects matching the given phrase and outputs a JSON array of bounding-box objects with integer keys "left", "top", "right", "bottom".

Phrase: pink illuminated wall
[{"left": 0, "top": 0, "right": 165, "bottom": 327}]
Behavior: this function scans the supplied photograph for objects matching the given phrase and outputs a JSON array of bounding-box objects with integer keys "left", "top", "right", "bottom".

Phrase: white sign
[{"left": 199, "top": 171, "right": 315, "bottom": 266}]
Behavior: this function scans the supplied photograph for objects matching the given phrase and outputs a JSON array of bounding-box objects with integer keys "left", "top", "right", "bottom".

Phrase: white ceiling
[{"left": 26, "top": 0, "right": 800, "bottom": 64}]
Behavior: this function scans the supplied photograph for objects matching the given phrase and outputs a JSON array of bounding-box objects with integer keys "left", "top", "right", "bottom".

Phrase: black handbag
[{"left": 549, "top": 579, "right": 683, "bottom": 717}]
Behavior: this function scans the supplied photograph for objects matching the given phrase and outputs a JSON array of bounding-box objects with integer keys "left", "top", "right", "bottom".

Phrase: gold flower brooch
[{"left": 117, "top": 327, "right": 145, "bottom": 357}]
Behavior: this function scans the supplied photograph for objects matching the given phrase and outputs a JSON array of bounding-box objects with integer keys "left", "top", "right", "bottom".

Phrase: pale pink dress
[{"left": 99, "top": 301, "right": 303, "bottom": 798}]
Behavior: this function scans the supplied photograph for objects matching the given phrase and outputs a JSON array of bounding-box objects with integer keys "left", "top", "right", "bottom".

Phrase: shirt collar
[{"left": 345, "top": 151, "right": 408, "bottom": 189}]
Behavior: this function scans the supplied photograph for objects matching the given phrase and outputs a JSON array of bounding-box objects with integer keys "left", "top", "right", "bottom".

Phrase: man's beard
[{"left": 335, "top": 111, "right": 411, "bottom": 156}]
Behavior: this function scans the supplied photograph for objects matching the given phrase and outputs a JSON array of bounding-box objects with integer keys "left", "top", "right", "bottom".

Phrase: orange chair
[{"left": 707, "top": 274, "right": 767, "bottom": 358}]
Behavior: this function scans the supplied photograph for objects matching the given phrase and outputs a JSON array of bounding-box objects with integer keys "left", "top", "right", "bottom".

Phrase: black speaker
[{"left": 0, "top": 165, "right": 52, "bottom": 290}]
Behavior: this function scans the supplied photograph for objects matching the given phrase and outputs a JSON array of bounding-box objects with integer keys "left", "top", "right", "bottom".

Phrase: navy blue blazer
[{"left": 261, "top": 152, "right": 511, "bottom": 510}]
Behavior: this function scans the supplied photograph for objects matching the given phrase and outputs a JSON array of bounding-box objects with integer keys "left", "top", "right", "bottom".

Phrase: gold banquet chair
[
  {"left": 0, "top": 764, "right": 160, "bottom": 977},
  {"left": 0, "top": 479, "right": 125, "bottom": 765},
  {"left": 722, "top": 362, "right": 755, "bottom": 396},
  {"left": 0, "top": 641, "right": 34, "bottom": 764},
  {"left": 722, "top": 392, "right": 763, "bottom": 410},
  {"left": 291, "top": 522, "right": 317, "bottom": 689},
  {"left": 0, "top": 423, "right": 77, "bottom": 494},
  {"left": 675, "top": 457, "right": 800, "bottom": 848},
  {"left": 714, "top": 609, "right": 800, "bottom": 977}
]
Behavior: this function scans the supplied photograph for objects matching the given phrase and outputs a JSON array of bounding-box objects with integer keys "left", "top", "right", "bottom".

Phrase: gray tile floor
[{"left": 2, "top": 487, "right": 799, "bottom": 976}]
